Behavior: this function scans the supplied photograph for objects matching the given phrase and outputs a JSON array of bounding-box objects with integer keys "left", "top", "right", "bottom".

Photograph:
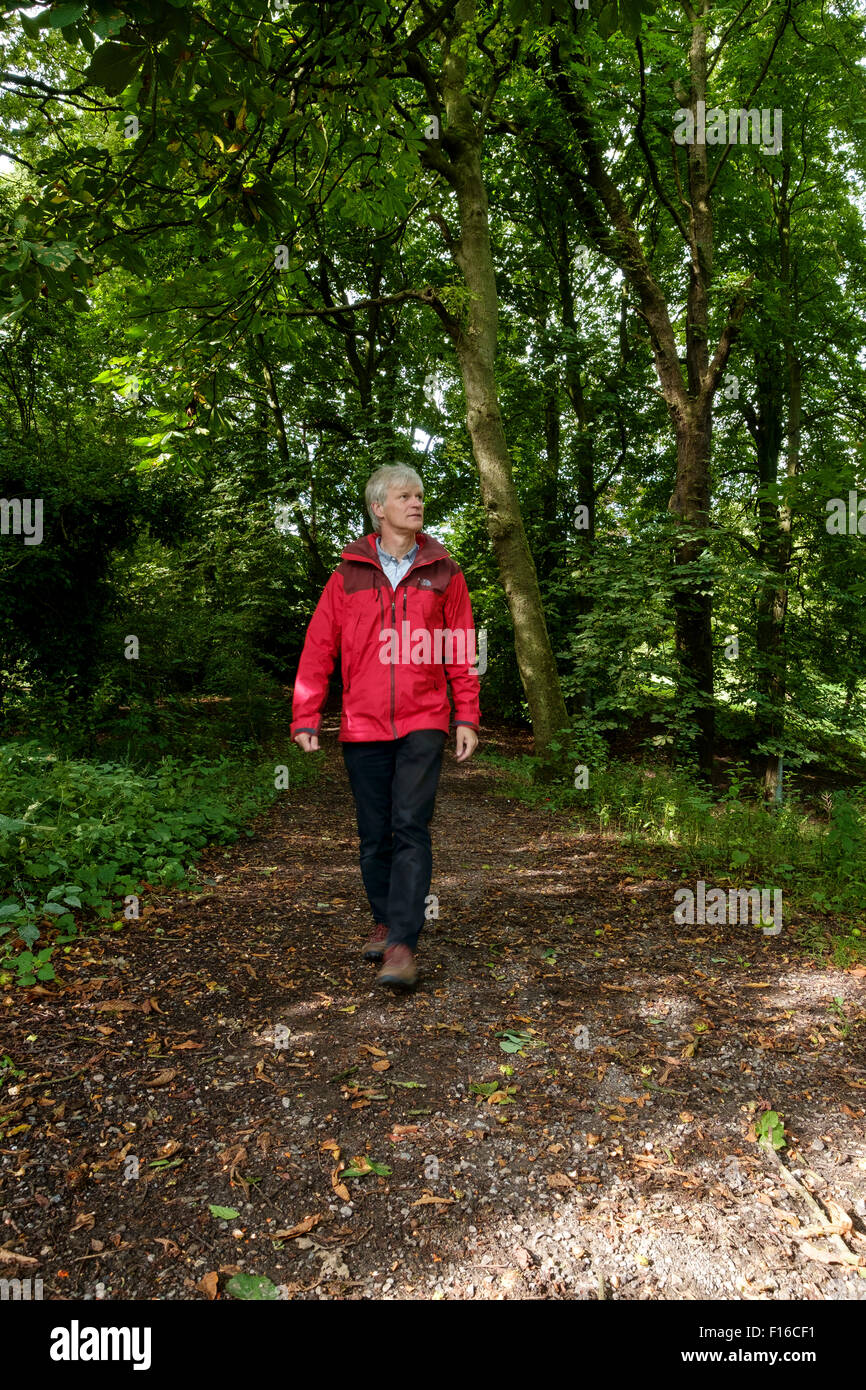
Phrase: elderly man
[{"left": 291, "top": 464, "right": 480, "bottom": 989}]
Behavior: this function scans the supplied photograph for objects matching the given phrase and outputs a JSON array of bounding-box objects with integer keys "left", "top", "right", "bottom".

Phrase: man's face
[{"left": 376, "top": 482, "right": 424, "bottom": 532}]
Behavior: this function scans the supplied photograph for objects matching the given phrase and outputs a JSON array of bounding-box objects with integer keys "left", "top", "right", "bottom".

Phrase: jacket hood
[{"left": 341, "top": 531, "right": 449, "bottom": 565}]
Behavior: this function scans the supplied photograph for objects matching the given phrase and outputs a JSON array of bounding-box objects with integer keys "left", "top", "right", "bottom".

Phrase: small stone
[{"left": 809, "top": 1138, "right": 825, "bottom": 1152}]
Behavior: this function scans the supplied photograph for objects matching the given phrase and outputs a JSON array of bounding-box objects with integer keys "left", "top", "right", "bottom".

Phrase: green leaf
[
  {"left": 598, "top": 2, "right": 619, "bottom": 39},
  {"left": 225, "top": 1273, "right": 281, "bottom": 1300},
  {"left": 618, "top": 0, "right": 643, "bottom": 38},
  {"left": 85, "top": 41, "right": 145, "bottom": 94},
  {"left": 208, "top": 1204, "right": 239, "bottom": 1219},
  {"left": 48, "top": 4, "right": 86, "bottom": 28}
]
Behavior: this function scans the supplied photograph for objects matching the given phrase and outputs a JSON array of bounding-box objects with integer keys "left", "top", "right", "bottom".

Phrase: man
[{"left": 291, "top": 464, "right": 480, "bottom": 990}]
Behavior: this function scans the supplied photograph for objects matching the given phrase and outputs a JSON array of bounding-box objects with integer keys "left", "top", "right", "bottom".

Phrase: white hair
[{"left": 365, "top": 464, "right": 424, "bottom": 533}]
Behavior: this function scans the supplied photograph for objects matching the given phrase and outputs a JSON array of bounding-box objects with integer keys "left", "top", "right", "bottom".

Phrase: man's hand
[
  {"left": 455, "top": 726, "right": 478, "bottom": 762},
  {"left": 293, "top": 732, "right": 319, "bottom": 753}
]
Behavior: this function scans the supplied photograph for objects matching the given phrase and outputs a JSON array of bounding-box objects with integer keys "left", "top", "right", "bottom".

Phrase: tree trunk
[
  {"left": 541, "top": 14, "right": 752, "bottom": 773},
  {"left": 422, "top": 0, "right": 570, "bottom": 753},
  {"left": 669, "top": 401, "right": 715, "bottom": 768}
]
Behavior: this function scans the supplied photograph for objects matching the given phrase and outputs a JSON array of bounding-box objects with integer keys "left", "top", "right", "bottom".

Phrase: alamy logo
[
  {"left": 674, "top": 880, "right": 782, "bottom": 936},
  {"left": 378, "top": 624, "right": 487, "bottom": 675},
  {"left": 0, "top": 497, "right": 43, "bottom": 545},
  {"left": 0, "top": 1277, "right": 43, "bottom": 1300},
  {"left": 49, "top": 1320, "right": 151, "bottom": 1371},
  {"left": 826, "top": 492, "right": 866, "bottom": 534},
  {"left": 418, "top": 577, "right": 433, "bottom": 587},
  {"left": 673, "top": 101, "right": 782, "bottom": 155}
]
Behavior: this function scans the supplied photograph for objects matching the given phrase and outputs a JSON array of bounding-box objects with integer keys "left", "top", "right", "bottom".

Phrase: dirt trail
[{"left": 2, "top": 723, "right": 865, "bottom": 1300}]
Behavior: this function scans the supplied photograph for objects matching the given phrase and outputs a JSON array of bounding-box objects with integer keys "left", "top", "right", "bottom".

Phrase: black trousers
[{"left": 342, "top": 729, "right": 447, "bottom": 953}]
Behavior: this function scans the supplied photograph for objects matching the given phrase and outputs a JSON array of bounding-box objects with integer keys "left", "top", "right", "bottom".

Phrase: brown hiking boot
[
  {"left": 376, "top": 944, "right": 418, "bottom": 990},
  {"left": 362, "top": 922, "right": 388, "bottom": 961}
]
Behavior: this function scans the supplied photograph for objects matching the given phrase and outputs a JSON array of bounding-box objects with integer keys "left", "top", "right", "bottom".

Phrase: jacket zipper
[{"left": 390, "top": 586, "right": 397, "bottom": 737}]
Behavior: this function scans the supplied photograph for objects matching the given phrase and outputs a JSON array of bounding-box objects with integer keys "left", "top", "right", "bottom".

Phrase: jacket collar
[{"left": 341, "top": 531, "right": 447, "bottom": 567}]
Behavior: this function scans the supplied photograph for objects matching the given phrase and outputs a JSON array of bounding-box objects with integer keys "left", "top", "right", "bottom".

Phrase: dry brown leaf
[
  {"left": 388, "top": 1124, "right": 424, "bottom": 1141},
  {"left": 411, "top": 1192, "right": 454, "bottom": 1206},
  {"left": 157, "top": 1140, "right": 182, "bottom": 1159},
  {"left": 359, "top": 1044, "right": 387, "bottom": 1057},
  {"left": 272, "top": 1214, "right": 322, "bottom": 1239},
  {"left": 71, "top": 1211, "right": 95, "bottom": 1231},
  {"left": 144, "top": 1068, "right": 178, "bottom": 1087},
  {"left": 371, "top": 1059, "right": 390, "bottom": 1072},
  {"left": 219, "top": 1145, "right": 247, "bottom": 1182},
  {"left": 197, "top": 1271, "right": 219, "bottom": 1299},
  {"left": 0, "top": 1248, "right": 39, "bottom": 1267},
  {"left": 546, "top": 1172, "right": 575, "bottom": 1189},
  {"left": 333, "top": 1182, "right": 351, "bottom": 1203},
  {"left": 320, "top": 1139, "right": 341, "bottom": 1157},
  {"left": 172, "top": 1041, "right": 203, "bottom": 1051}
]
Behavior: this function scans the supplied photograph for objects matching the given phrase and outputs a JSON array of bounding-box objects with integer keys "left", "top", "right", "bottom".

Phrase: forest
[{"left": 0, "top": 0, "right": 864, "bottom": 1316}]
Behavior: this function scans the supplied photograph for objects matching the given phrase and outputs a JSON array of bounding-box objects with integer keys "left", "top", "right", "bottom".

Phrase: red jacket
[{"left": 291, "top": 532, "right": 481, "bottom": 742}]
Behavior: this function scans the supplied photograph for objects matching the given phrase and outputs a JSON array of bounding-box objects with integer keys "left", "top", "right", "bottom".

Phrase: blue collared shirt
[{"left": 376, "top": 535, "right": 419, "bottom": 590}]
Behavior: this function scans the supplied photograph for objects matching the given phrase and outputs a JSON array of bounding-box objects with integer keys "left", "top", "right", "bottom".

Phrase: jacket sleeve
[
  {"left": 442, "top": 567, "right": 481, "bottom": 731},
  {"left": 291, "top": 571, "right": 343, "bottom": 738}
]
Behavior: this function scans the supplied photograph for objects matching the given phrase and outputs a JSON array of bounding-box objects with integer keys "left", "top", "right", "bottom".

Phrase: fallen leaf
[
  {"left": 333, "top": 1182, "right": 351, "bottom": 1202},
  {"left": 272, "top": 1214, "right": 322, "bottom": 1239},
  {"left": 546, "top": 1173, "right": 575, "bottom": 1189},
  {"left": 320, "top": 1139, "right": 341, "bottom": 1157},
  {"left": 388, "top": 1125, "right": 424, "bottom": 1142},
  {"left": 172, "top": 1041, "right": 203, "bottom": 1051},
  {"left": 360, "top": 1045, "right": 387, "bottom": 1057},
  {"left": 411, "top": 1192, "right": 454, "bottom": 1206},
  {"left": 71, "top": 1212, "right": 95, "bottom": 1231},
  {"left": 371, "top": 1059, "right": 390, "bottom": 1072},
  {"left": 197, "top": 1271, "right": 219, "bottom": 1299},
  {"left": 144, "top": 1069, "right": 178, "bottom": 1087},
  {"left": 0, "top": 1248, "right": 39, "bottom": 1267}
]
